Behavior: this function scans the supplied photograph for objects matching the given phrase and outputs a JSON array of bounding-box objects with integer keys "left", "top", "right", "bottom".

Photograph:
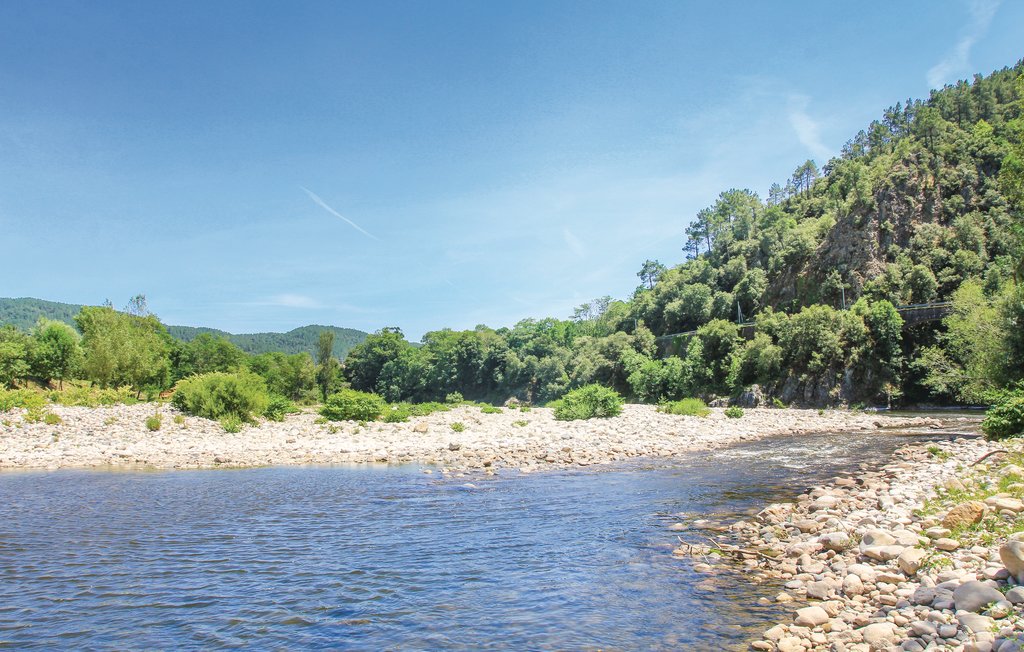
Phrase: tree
[
  {"left": 75, "top": 306, "right": 172, "bottom": 396},
  {"left": 0, "top": 326, "right": 31, "bottom": 388},
  {"left": 316, "top": 330, "right": 338, "bottom": 401},
  {"left": 344, "top": 327, "right": 411, "bottom": 393},
  {"left": 637, "top": 260, "right": 666, "bottom": 290},
  {"left": 30, "top": 318, "right": 83, "bottom": 389},
  {"left": 173, "top": 333, "right": 246, "bottom": 379}
]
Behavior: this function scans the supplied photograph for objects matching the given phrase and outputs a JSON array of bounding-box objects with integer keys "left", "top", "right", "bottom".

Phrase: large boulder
[
  {"left": 859, "top": 622, "right": 898, "bottom": 649},
  {"left": 733, "top": 384, "right": 764, "bottom": 408},
  {"left": 942, "top": 501, "right": 987, "bottom": 529},
  {"left": 1000, "top": 539, "right": 1024, "bottom": 582},
  {"left": 952, "top": 581, "right": 1004, "bottom": 613},
  {"left": 794, "top": 605, "right": 829, "bottom": 627}
]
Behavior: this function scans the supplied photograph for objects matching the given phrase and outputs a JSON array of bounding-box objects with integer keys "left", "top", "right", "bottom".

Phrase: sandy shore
[{"left": 0, "top": 403, "right": 942, "bottom": 472}]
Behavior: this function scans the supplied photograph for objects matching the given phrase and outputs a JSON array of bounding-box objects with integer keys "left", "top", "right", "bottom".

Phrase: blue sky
[{"left": 1, "top": 1, "right": 1021, "bottom": 339}]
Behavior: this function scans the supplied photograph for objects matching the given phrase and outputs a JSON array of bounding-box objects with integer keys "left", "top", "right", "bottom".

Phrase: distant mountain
[{"left": 0, "top": 297, "right": 368, "bottom": 359}]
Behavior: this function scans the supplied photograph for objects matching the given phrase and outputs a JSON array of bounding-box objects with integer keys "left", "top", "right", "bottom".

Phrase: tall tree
[
  {"left": 31, "top": 318, "right": 83, "bottom": 389},
  {"left": 315, "top": 330, "right": 337, "bottom": 401},
  {"left": 637, "top": 260, "right": 666, "bottom": 290}
]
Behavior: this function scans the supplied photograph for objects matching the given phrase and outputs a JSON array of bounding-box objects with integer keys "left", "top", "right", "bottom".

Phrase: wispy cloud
[
  {"left": 562, "top": 227, "right": 586, "bottom": 258},
  {"left": 787, "top": 95, "right": 832, "bottom": 162},
  {"left": 301, "top": 187, "right": 379, "bottom": 240},
  {"left": 927, "top": 0, "right": 1000, "bottom": 88}
]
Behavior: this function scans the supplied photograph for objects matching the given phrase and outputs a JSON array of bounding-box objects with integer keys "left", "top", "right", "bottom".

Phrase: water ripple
[{"left": 0, "top": 428, "right": 966, "bottom": 650}]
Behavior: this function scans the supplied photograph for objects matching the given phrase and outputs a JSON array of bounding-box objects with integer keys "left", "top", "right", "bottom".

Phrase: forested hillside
[
  {"left": 342, "top": 62, "right": 1024, "bottom": 407},
  {"left": 0, "top": 298, "right": 366, "bottom": 359}
]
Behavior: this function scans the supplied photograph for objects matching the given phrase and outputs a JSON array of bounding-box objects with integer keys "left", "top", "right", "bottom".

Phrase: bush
[
  {"left": 50, "top": 385, "right": 137, "bottom": 407},
  {"left": 320, "top": 389, "right": 386, "bottom": 422},
  {"left": 480, "top": 405, "right": 502, "bottom": 414},
  {"left": 0, "top": 389, "right": 47, "bottom": 413},
  {"left": 983, "top": 388, "right": 1024, "bottom": 440},
  {"left": 450, "top": 422, "right": 465, "bottom": 432},
  {"left": 445, "top": 392, "right": 464, "bottom": 404},
  {"left": 145, "top": 414, "right": 162, "bottom": 431},
  {"left": 657, "top": 398, "right": 710, "bottom": 417},
  {"left": 724, "top": 406, "right": 745, "bottom": 418},
  {"left": 264, "top": 395, "right": 299, "bottom": 422},
  {"left": 220, "top": 415, "right": 243, "bottom": 433},
  {"left": 382, "top": 404, "right": 412, "bottom": 423},
  {"left": 408, "top": 402, "right": 450, "bottom": 416},
  {"left": 553, "top": 384, "right": 623, "bottom": 421},
  {"left": 43, "top": 411, "right": 62, "bottom": 426},
  {"left": 171, "top": 371, "right": 270, "bottom": 423},
  {"left": 173, "top": 414, "right": 185, "bottom": 425}
]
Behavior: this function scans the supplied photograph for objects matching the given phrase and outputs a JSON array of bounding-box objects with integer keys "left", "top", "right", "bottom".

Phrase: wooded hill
[
  {"left": 0, "top": 297, "right": 367, "bottom": 360},
  {"left": 339, "top": 61, "right": 1024, "bottom": 408}
]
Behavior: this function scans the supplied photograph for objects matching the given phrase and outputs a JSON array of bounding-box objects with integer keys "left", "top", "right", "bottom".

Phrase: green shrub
[
  {"left": 382, "top": 404, "right": 412, "bottom": 423},
  {"left": 0, "top": 389, "right": 47, "bottom": 413},
  {"left": 772, "top": 397, "right": 787, "bottom": 409},
  {"left": 220, "top": 414, "right": 243, "bottom": 433},
  {"left": 445, "top": 392, "right": 464, "bottom": 404},
  {"left": 320, "top": 389, "right": 386, "bottom": 422},
  {"left": 43, "top": 411, "right": 62, "bottom": 426},
  {"left": 724, "top": 406, "right": 745, "bottom": 418},
  {"left": 173, "top": 414, "right": 185, "bottom": 425},
  {"left": 480, "top": 405, "right": 503, "bottom": 414},
  {"left": 408, "top": 402, "right": 450, "bottom": 417},
  {"left": 450, "top": 422, "right": 465, "bottom": 432},
  {"left": 171, "top": 371, "right": 270, "bottom": 423},
  {"left": 513, "top": 419, "right": 528, "bottom": 427},
  {"left": 264, "top": 395, "right": 299, "bottom": 422},
  {"left": 145, "top": 414, "right": 162, "bottom": 431},
  {"left": 553, "top": 384, "right": 623, "bottom": 421},
  {"left": 983, "top": 388, "right": 1024, "bottom": 440},
  {"left": 519, "top": 405, "right": 531, "bottom": 412},
  {"left": 657, "top": 398, "right": 710, "bottom": 417}
]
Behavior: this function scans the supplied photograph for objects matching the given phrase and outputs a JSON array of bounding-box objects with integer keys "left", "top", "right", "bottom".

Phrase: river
[{"left": 0, "top": 421, "right": 976, "bottom": 650}]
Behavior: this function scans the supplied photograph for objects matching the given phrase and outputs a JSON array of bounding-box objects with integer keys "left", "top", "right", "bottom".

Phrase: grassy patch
[
  {"left": 658, "top": 398, "right": 710, "bottom": 417},
  {"left": 450, "top": 422, "right": 465, "bottom": 432}
]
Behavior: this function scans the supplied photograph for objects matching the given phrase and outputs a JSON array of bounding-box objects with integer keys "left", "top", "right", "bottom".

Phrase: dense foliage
[
  {"left": 658, "top": 399, "right": 711, "bottom": 417},
  {"left": 551, "top": 384, "right": 624, "bottom": 421},
  {"left": 3, "top": 62, "right": 1023, "bottom": 412},
  {"left": 982, "top": 385, "right": 1024, "bottom": 440},
  {"left": 171, "top": 371, "right": 271, "bottom": 423},
  {"left": 338, "top": 61, "right": 1024, "bottom": 408},
  {"left": 320, "top": 389, "right": 387, "bottom": 422}
]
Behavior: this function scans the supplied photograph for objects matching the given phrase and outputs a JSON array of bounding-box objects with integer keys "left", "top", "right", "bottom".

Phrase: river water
[{"left": 0, "top": 422, "right": 977, "bottom": 650}]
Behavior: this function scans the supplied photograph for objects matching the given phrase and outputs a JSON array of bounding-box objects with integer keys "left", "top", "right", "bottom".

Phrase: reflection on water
[{"left": 0, "top": 423, "right": 976, "bottom": 650}]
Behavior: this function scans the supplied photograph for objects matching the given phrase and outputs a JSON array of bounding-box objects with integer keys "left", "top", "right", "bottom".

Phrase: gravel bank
[
  {"left": 683, "top": 433, "right": 1024, "bottom": 651},
  {"left": 0, "top": 403, "right": 936, "bottom": 472}
]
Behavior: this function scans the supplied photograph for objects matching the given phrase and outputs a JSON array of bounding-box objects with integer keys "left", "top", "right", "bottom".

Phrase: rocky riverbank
[
  {"left": 0, "top": 403, "right": 939, "bottom": 472},
  {"left": 683, "top": 434, "right": 1024, "bottom": 651}
]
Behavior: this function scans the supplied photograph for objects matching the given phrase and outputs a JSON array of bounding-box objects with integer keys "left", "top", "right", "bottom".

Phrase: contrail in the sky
[{"left": 301, "top": 186, "right": 379, "bottom": 240}]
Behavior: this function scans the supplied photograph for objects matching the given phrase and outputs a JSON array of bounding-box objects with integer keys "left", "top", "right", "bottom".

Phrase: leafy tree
[
  {"left": 0, "top": 326, "right": 31, "bottom": 388},
  {"left": 248, "top": 351, "right": 317, "bottom": 402},
  {"left": 316, "top": 330, "right": 338, "bottom": 401},
  {"left": 75, "top": 306, "right": 172, "bottom": 396},
  {"left": 173, "top": 333, "right": 246, "bottom": 379},
  {"left": 637, "top": 259, "right": 666, "bottom": 290},
  {"left": 30, "top": 318, "right": 83, "bottom": 389}
]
